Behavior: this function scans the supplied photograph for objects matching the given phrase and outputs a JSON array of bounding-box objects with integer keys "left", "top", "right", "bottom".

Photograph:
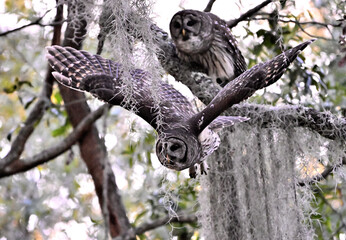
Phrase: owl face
[
  {"left": 170, "top": 10, "right": 214, "bottom": 54},
  {"left": 155, "top": 127, "right": 202, "bottom": 171}
]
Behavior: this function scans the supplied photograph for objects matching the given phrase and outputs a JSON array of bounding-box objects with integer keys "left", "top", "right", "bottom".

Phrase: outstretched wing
[
  {"left": 46, "top": 46, "right": 195, "bottom": 132},
  {"left": 189, "top": 39, "right": 316, "bottom": 133}
]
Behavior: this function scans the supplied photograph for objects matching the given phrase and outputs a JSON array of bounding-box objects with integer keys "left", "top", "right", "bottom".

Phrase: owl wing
[
  {"left": 46, "top": 45, "right": 195, "bottom": 132},
  {"left": 189, "top": 39, "right": 315, "bottom": 133},
  {"left": 47, "top": 46, "right": 246, "bottom": 133},
  {"left": 207, "top": 12, "right": 247, "bottom": 78}
]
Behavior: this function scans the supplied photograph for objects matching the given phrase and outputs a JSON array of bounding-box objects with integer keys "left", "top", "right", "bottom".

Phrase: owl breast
[
  {"left": 176, "top": 37, "right": 235, "bottom": 83},
  {"left": 170, "top": 10, "right": 246, "bottom": 86},
  {"left": 174, "top": 35, "right": 211, "bottom": 54}
]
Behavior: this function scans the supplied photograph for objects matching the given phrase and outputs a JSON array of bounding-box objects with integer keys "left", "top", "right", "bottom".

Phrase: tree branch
[
  {"left": 0, "top": 105, "right": 108, "bottom": 178},
  {"left": 227, "top": 0, "right": 273, "bottom": 28},
  {"left": 256, "top": 13, "right": 342, "bottom": 28},
  {"left": 59, "top": 1, "right": 134, "bottom": 238},
  {"left": 204, "top": 0, "right": 217, "bottom": 12},
  {"left": 151, "top": 25, "right": 346, "bottom": 142},
  {"left": 135, "top": 212, "right": 197, "bottom": 235},
  {"left": 228, "top": 104, "right": 346, "bottom": 141},
  {"left": 250, "top": 17, "right": 335, "bottom": 41},
  {"left": 1, "top": 4, "right": 63, "bottom": 168},
  {"left": 0, "top": 8, "right": 64, "bottom": 37}
]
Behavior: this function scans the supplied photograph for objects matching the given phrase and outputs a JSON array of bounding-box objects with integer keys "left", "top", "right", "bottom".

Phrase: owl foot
[
  {"left": 200, "top": 161, "right": 209, "bottom": 175},
  {"left": 189, "top": 161, "right": 210, "bottom": 178},
  {"left": 189, "top": 165, "right": 198, "bottom": 178}
]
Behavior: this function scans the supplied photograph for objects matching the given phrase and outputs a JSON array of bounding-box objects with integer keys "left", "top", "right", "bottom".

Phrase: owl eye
[
  {"left": 187, "top": 20, "right": 197, "bottom": 26},
  {"left": 169, "top": 143, "right": 180, "bottom": 152},
  {"left": 173, "top": 21, "right": 181, "bottom": 29}
]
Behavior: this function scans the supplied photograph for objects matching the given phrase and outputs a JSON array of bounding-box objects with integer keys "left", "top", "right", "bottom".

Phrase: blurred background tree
[{"left": 0, "top": 0, "right": 345, "bottom": 239}]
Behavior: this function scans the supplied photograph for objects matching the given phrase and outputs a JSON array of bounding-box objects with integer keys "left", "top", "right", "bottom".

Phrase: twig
[
  {"left": 256, "top": 13, "right": 342, "bottom": 28},
  {"left": 291, "top": 15, "right": 335, "bottom": 41},
  {"left": 250, "top": 17, "right": 335, "bottom": 41},
  {"left": 227, "top": 0, "right": 273, "bottom": 28},
  {"left": 204, "top": 0, "right": 217, "bottom": 12},
  {"left": 0, "top": 105, "right": 108, "bottom": 178},
  {"left": 135, "top": 212, "right": 197, "bottom": 235},
  {"left": 0, "top": 8, "right": 65, "bottom": 37}
]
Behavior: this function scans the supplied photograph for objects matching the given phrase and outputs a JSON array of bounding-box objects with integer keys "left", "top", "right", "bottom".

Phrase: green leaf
[
  {"left": 52, "top": 91, "right": 63, "bottom": 105},
  {"left": 133, "top": 209, "right": 148, "bottom": 224},
  {"left": 51, "top": 121, "right": 71, "bottom": 137}
]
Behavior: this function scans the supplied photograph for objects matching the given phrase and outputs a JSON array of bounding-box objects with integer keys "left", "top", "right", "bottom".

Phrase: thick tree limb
[
  {"left": 135, "top": 212, "right": 197, "bottom": 235},
  {"left": 154, "top": 24, "right": 345, "bottom": 191},
  {"left": 228, "top": 104, "right": 346, "bottom": 141},
  {"left": 1, "top": 4, "right": 63, "bottom": 168},
  {"left": 152, "top": 26, "right": 346, "bottom": 142},
  {"left": 227, "top": 0, "right": 273, "bottom": 28},
  {"left": 59, "top": 2, "right": 134, "bottom": 238},
  {"left": 0, "top": 105, "right": 107, "bottom": 178}
]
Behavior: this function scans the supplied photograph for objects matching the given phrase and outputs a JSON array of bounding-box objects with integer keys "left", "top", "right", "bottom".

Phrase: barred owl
[
  {"left": 170, "top": 10, "right": 247, "bottom": 87},
  {"left": 46, "top": 39, "right": 313, "bottom": 177}
]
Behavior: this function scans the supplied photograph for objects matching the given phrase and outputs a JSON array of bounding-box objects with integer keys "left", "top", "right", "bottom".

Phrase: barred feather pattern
[
  {"left": 47, "top": 45, "right": 195, "bottom": 131},
  {"left": 46, "top": 46, "right": 248, "bottom": 170},
  {"left": 170, "top": 10, "right": 246, "bottom": 87},
  {"left": 46, "top": 38, "right": 313, "bottom": 175}
]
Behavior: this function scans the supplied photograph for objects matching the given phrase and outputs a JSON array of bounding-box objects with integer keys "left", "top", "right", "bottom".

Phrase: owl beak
[
  {"left": 181, "top": 28, "right": 186, "bottom": 37},
  {"left": 166, "top": 154, "right": 170, "bottom": 164}
]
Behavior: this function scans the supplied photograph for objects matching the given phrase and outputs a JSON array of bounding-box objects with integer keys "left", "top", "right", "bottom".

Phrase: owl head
[
  {"left": 170, "top": 10, "right": 214, "bottom": 54},
  {"left": 155, "top": 127, "right": 202, "bottom": 171}
]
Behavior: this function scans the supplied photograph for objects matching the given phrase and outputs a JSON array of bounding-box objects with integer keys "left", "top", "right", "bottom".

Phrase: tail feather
[{"left": 209, "top": 116, "right": 249, "bottom": 131}]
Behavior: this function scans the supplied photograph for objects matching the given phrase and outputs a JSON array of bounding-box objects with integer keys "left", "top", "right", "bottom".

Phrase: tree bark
[{"left": 57, "top": 2, "right": 134, "bottom": 238}]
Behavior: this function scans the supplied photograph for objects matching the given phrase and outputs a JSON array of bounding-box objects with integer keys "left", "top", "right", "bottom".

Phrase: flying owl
[
  {"left": 46, "top": 39, "right": 314, "bottom": 177},
  {"left": 170, "top": 10, "right": 247, "bottom": 87}
]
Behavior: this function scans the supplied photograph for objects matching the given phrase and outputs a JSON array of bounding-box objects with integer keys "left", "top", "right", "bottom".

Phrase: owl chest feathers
[
  {"left": 198, "top": 127, "right": 220, "bottom": 160},
  {"left": 170, "top": 10, "right": 245, "bottom": 84},
  {"left": 176, "top": 37, "right": 236, "bottom": 82}
]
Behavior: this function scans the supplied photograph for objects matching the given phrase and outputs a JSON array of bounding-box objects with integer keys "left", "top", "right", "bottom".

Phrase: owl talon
[
  {"left": 200, "top": 161, "right": 209, "bottom": 175},
  {"left": 189, "top": 162, "right": 209, "bottom": 178},
  {"left": 189, "top": 165, "right": 198, "bottom": 178}
]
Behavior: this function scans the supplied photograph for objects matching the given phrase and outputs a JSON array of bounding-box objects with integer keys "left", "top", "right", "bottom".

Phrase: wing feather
[
  {"left": 189, "top": 39, "right": 316, "bottom": 133},
  {"left": 47, "top": 45, "right": 195, "bottom": 132}
]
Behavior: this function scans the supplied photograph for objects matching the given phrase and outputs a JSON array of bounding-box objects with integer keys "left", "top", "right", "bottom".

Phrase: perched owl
[
  {"left": 170, "top": 10, "right": 247, "bottom": 87},
  {"left": 46, "top": 39, "right": 314, "bottom": 177}
]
